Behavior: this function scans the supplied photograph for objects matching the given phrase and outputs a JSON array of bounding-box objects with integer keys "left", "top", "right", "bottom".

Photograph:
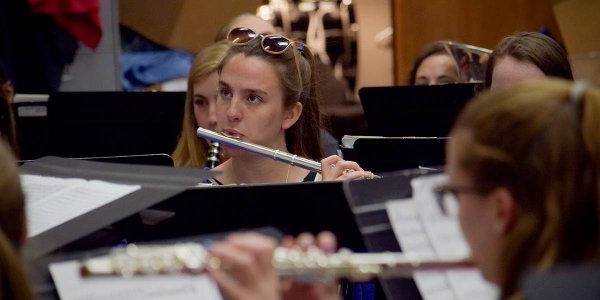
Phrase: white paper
[
  {"left": 49, "top": 260, "right": 222, "bottom": 300},
  {"left": 21, "top": 174, "right": 142, "bottom": 237},
  {"left": 386, "top": 174, "right": 498, "bottom": 300}
]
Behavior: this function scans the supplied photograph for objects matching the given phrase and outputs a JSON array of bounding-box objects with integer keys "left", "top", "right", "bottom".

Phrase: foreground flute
[{"left": 80, "top": 243, "right": 473, "bottom": 282}]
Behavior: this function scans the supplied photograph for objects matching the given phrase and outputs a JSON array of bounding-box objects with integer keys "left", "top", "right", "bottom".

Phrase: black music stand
[
  {"left": 359, "top": 83, "right": 480, "bottom": 137},
  {"left": 21, "top": 156, "right": 213, "bottom": 260},
  {"left": 23, "top": 156, "right": 437, "bottom": 300},
  {"left": 15, "top": 91, "right": 186, "bottom": 160},
  {"left": 75, "top": 153, "right": 174, "bottom": 166},
  {"left": 341, "top": 137, "right": 447, "bottom": 173}
]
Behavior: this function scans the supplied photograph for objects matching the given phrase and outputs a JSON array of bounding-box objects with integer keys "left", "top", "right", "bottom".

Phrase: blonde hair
[
  {"left": 452, "top": 79, "right": 600, "bottom": 296},
  {"left": 172, "top": 41, "right": 230, "bottom": 167}
]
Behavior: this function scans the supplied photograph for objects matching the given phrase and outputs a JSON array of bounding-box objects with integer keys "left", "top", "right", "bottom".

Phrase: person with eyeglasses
[
  {"left": 205, "top": 27, "right": 372, "bottom": 185},
  {"left": 207, "top": 79, "right": 600, "bottom": 299},
  {"left": 439, "top": 79, "right": 600, "bottom": 298}
]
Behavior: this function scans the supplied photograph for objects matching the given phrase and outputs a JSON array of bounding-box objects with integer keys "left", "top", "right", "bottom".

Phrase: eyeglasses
[
  {"left": 433, "top": 184, "right": 479, "bottom": 215},
  {"left": 227, "top": 27, "right": 305, "bottom": 55}
]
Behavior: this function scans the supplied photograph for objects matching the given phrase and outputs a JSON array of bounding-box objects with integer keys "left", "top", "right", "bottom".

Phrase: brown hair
[
  {"left": 0, "top": 141, "right": 32, "bottom": 299},
  {"left": 408, "top": 42, "right": 451, "bottom": 85},
  {"left": 172, "top": 41, "right": 230, "bottom": 167},
  {"left": 0, "top": 83, "right": 18, "bottom": 158},
  {"left": 0, "top": 140, "right": 25, "bottom": 250},
  {"left": 485, "top": 32, "right": 573, "bottom": 88},
  {"left": 451, "top": 79, "right": 600, "bottom": 297},
  {"left": 0, "top": 230, "right": 34, "bottom": 300},
  {"left": 218, "top": 36, "right": 322, "bottom": 160}
]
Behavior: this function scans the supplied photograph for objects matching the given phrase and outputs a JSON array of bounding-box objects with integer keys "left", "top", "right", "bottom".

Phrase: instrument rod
[
  {"left": 80, "top": 243, "right": 474, "bottom": 282},
  {"left": 197, "top": 127, "right": 322, "bottom": 173}
]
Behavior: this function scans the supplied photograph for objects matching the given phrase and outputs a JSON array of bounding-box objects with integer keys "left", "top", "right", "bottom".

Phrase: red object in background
[{"left": 28, "top": 0, "right": 102, "bottom": 49}]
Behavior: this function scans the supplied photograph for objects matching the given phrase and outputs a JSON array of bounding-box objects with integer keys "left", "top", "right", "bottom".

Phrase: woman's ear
[
  {"left": 282, "top": 101, "right": 303, "bottom": 130},
  {"left": 489, "top": 187, "right": 517, "bottom": 235}
]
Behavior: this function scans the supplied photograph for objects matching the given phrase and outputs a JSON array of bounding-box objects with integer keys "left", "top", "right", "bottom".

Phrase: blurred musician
[
  {"left": 207, "top": 79, "right": 600, "bottom": 299},
  {"left": 0, "top": 65, "right": 18, "bottom": 157},
  {"left": 485, "top": 32, "right": 573, "bottom": 90},
  {"left": 172, "top": 41, "right": 230, "bottom": 168},
  {"left": 0, "top": 140, "right": 34, "bottom": 300},
  {"left": 409, "top": 41, "right": 460, "bottom": 86}
]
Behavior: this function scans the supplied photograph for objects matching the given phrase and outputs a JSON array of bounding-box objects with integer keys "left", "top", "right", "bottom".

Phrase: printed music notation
[{"left": 386, "top": 174, "right": 498, "bottom": 299}]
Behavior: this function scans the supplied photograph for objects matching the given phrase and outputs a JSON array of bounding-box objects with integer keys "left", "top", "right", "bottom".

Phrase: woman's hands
[
  {"left": 208, "top": 232, "right": 341, "bottom": 300},
  {"left": 209, "top": 233, "right": 280, "bottom": 300},
  {"left": 320, "top": 155, "right": 374, "bottom": 181},
  {"left": 280, "top": 232, "right": 340, "bottom": 300}
]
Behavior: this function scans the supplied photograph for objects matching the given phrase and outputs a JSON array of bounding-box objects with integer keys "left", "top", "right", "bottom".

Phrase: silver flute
[
  {"left": 80, "top": 243, "right": 473, "bottom": 282},
  {"left": 197, "top": 127, "right": 323, "bottom": 173}
]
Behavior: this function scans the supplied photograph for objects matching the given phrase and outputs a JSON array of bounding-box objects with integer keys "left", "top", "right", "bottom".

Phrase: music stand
[
  {"left": 359, "top": 83, "right": 480, "bottom": 137},
  {"left": 341, "top": 136, "right": 447, "bottom": 173},
  {"left": 45, "top": 91, "right": 185, "bottom": 158}
]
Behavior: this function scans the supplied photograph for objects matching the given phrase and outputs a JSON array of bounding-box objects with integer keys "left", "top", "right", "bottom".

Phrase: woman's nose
[
  {"left": 226, "top": 98, "right": 242, "bottom": 122},
  {"left": 207, "top": 103, "right": 218, "bottom": 129}
]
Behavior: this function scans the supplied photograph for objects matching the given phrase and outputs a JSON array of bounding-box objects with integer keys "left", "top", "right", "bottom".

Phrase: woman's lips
[{"left": 221, "top": 129, "right": 243, "bottom": 140}]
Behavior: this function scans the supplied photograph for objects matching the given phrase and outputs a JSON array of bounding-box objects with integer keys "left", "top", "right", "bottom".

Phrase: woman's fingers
[
  {"left": 227, "top": 233, "right": 278, "bottom": 274},
  {"left": 316, "top": 231, "right": 337, "bottom": 254},
  {"left": 209, "top": 233, "right": 280, "bottom": 300},
  {"left": 209, "top": 241, "right": 258, "bottom": 285},
  {"left": 321, "top": 155, "right": 373, "bottom": 181},
  {"left": 295, "top": 232, "right": 316, "bottom": 251},
  {"left": 208, "top": 266, "right": 247, "bottom": 300}
]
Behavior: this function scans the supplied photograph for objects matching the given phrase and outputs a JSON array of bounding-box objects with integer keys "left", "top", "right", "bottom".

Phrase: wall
[
  {"left": 392, "top": 0, "right": 562, "bottom": 84},
  {"left": 355, "top": 0, "right": 394, "bottom": 92},
  {"left": 60, "top": 0, "right": 121, "bottom": 91}
]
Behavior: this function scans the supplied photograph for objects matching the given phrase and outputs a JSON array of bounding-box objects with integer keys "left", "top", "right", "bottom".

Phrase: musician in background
[
  {"left": 207, "top": 27, "right": 371, "bottom": 184},
  {"left": 409, "top": 41, "right": 460, "bottom": 86},
  {"left": 0, "top": 63, "right": 18, "bottom": 157},
  {"left": 485, "top": 32, "right": 573, "bottom": 90},
  {"left": 441, "top": 79, "right": 599, "bottom": 297},
  {"left": 215, "top": 14, "right": 277, "bottom": 43},
  {"left": 172, "top": 41, "right": 230, "bottom": 168},
  {"left": 206, "top": 79, "right": 600, "bottom": 299},
  {"left": 0, "top": 140, "right": 34, "bottom": 300}
]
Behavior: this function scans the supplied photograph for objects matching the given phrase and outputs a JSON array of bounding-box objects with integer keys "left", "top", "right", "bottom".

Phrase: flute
[
  {"left": 196, "top": 127, "right": 322, "bottom": 173},
  {"left": 80, "top": 243, "right": 473, "bottom": 282}
]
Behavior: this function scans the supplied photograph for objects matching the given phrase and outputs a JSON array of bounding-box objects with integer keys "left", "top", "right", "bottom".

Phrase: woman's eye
[
  {"left": 247, "top": 94, "right": 262, "bottom": 104},
  {"left": 194, "top": 98, "right": 207, "bottom": 106},
  {"left": 218, "top": 87, "right": 232, "bottom": 99}
]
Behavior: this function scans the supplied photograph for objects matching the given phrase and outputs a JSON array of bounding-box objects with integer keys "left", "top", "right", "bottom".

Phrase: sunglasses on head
[{"left": 227, "top": 27, "right": 304, "bottom": 55}]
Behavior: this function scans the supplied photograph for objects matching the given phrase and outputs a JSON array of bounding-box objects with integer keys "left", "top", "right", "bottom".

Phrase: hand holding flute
[
  {"left": 196, "top": 127, "right": 379, "bottom": 182},
  {"left": 81, "top": 233, "right": 473, "bottom": 296}
]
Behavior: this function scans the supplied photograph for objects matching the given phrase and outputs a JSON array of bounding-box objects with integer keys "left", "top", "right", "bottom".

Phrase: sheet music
[
  {"left": 49, "top": 260, "right": 222, "bottom": 300},
  {"left": 21, "top": 174, "right": 141, "bottom": 237},
  {"left": 386, "top": 174, "right": 498, "bottom": 299}
]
